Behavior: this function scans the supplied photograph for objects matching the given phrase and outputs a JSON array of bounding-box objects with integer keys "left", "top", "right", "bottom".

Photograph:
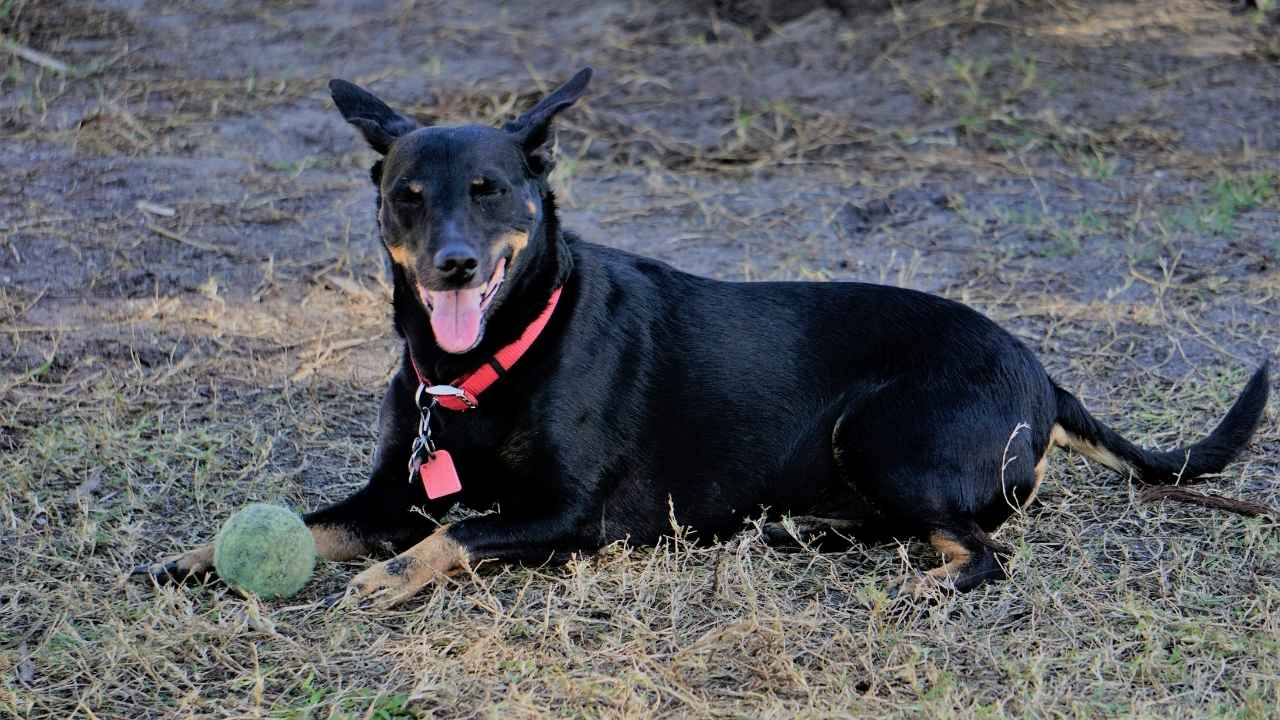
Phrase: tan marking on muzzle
[
  {"left": 502, "top": 230, "right": 530, "bottom": 267},
  {"left": 386, "top": 242, "right": 415, "bottom": 272},
  {"left": 504, "top": 230, "right": 530, "bottom": 253}
]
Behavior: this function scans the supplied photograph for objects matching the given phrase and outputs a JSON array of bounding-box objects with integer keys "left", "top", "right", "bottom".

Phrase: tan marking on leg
[
  {"left": 1024, "top": 457, "right": 1046, "bottom": 508},
  {"left": 138, "top": 543, "right": 214, "bottom": 581},
  {"left": 896, "top": 531, "right": 973, "bottom": 599},
  {"left": 310, "top": 525, "right": 368, "bottom": 561},
  {"left": 177, "top": 544, "right": 214, "bottom": 572},
  {"left": 1024, "top": 442, "right": 1052, "bottom": 509},
  {"left": 1052, "top": 422, "right": 1133, "bottom": 475},
  {"left": 347, "top": 525, "right": 469, "bottom": 608},
  {"left": 925, "top": 531, "right": 973, "bottom": 580}
]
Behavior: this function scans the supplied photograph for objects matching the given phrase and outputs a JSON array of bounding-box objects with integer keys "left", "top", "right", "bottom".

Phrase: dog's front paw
[
  {"left": 131, "top": 544, "right": 216, "bottom": 585},
  {"left": 344, "top": 526, "right": 468, "bottom": 609}
]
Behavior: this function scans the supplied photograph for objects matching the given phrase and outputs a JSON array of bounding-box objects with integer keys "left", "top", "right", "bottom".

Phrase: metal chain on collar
[
  {"left": 407, "top": 382, "right": 475, "bottom": 483},
  {"left": 407, "top": 383, "right": 437, "bottom": 483}
]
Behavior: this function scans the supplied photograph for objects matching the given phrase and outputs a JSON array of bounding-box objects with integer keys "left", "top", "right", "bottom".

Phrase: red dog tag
[{"left": 420, "top": 450, "right": 462, "bottom": 499}]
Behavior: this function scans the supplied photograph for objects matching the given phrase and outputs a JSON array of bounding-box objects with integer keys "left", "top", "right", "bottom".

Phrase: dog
[{"left": 136, "top": 68, "right": 1270, "bottom": 606}]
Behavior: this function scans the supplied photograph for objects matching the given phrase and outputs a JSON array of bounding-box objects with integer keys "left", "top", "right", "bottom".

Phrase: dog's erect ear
[
  {"left": 329, "top": 79, "right": 419, "bottom": 155},
  {"left": 505, "top": 67, "right": 592, "bottom": 160}
]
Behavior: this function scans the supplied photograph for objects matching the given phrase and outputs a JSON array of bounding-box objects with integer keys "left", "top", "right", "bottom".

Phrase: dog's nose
[{"left": 433, "top": 245, "right": 479, "bottom": 282}]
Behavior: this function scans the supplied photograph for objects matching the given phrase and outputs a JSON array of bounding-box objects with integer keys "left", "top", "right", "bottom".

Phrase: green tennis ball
[{"left": 213, "top": 503, "right": 316, "bottom": 600}]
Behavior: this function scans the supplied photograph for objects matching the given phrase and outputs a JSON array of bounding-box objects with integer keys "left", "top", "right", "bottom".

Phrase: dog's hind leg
[
  {"left": 825, "top": 377, "right": 1048, "bottom": 598},
  {"left": 893, "top": 526, "right": 1008, "bottom": 598}
]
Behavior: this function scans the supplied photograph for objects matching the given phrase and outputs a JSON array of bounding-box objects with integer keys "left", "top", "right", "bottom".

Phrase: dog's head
[{"left": 329, "top": 68, "right": 591, "bottom": 354}]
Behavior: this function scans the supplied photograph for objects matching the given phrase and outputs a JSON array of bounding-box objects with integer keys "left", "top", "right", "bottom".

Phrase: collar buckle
[{"left": 424, "top": 384, "right": 476, "bottom": 409}]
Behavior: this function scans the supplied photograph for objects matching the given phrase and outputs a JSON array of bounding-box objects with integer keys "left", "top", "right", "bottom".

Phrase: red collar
[{"left": 410, "top": 286, "right": 563, "bottom": 411}]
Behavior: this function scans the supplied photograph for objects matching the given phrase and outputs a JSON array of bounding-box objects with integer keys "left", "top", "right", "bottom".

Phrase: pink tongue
[{"left": 426, "top": 287, "right": 484, "bottom": 353}]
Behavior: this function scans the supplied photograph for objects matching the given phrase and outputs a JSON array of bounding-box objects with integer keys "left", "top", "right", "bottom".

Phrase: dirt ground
[{"left": 2, "top": 0, "right": 1278, "bottom": 717}]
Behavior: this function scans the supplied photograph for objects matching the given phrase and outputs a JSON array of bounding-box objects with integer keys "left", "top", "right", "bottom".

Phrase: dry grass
[
  {"left": 3, "top": 0, "right": 1279, "bottom": 717},
  {"left": 2, "top": 367, "right": 1278, "bottom": 717}
]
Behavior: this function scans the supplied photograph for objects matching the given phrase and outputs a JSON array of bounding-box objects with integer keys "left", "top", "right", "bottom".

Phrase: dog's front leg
[
  {"left": 347, "top": 512, "right": 592, "bottom": 608},
  {"left": 134, "top": 360, "right": 449, "bottom": 584}
]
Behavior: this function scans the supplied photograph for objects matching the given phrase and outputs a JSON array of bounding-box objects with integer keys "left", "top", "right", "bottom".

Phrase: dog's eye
[
  {"left": 394, "top": 182, "right": 424, "bottom": 205},
  {"left": 470, "top": 177, "right": 504, "bottom": 199}
]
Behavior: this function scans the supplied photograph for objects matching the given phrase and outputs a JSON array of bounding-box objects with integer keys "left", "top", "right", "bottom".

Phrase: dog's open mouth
[{"left": 420, "top": 257, "right": 506, "bottom": 354}]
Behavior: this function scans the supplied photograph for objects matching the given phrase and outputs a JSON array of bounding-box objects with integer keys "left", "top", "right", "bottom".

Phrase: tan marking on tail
[{"left": 1051, "top": 422, "right": 1133, "bottom": 475}]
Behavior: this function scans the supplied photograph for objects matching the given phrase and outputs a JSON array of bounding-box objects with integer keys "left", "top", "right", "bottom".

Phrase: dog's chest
[{"left": 431, "top": 413, "right": 549, "bottom": 504}]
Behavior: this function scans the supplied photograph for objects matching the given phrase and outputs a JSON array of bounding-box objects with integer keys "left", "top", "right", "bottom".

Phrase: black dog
[{"left": 137, "top": 68, "right": 1269, "bottom": 606}]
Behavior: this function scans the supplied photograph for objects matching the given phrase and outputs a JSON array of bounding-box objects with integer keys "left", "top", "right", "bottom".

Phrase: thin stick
[
  {"left": 146, "top": 223, "right": 257, "bottom": 260},
  {"left": 1139, "top": 486, "right": 1278, "bottom": 520},
  {"left": 1, "top": 36, "right": 70, "bottom": 74}
]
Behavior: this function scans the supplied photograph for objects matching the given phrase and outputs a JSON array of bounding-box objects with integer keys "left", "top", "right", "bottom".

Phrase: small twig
[
  {"left": 136, "top": 201, "right": 176, "bottom": 218},
  {"left": 1140, "top": 486, "right": 1278, "bottom": 520},
  {"left": 146, "top": 223, "right": 258, "bottom": 260},
  {"left": 0, "top": 35, "right": 70, "bottom": 74},
  {"left": 0, "top": 216, "right": 74, "bottom": 234},
  {"left": 999, "top": 422, "right": 1032, "bottom": 514}
]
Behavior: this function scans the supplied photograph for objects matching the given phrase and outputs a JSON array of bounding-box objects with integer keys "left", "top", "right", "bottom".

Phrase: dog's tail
[{"left": 1051, "top": 361, "right": 1269, "bottom": 484}]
